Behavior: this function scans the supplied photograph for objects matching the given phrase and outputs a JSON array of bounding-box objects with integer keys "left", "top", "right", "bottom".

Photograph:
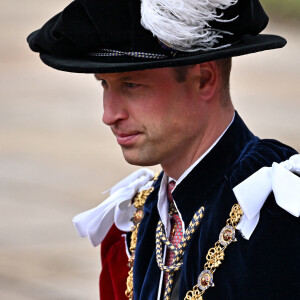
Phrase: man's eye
[
  {"left": 100, "top": 80, "right": 108, "bottom": 88},
  {"left": 125, "top": 82, "right": 140, "bottom": 88}
]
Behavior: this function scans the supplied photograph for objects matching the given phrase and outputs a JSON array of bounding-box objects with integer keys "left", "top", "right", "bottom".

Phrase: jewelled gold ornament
[
  {"left": 197, "top": 270, "right": 214, "bottom": 291},
  {"left": 219, "top": 225, "right": 236, "bottom": 246},
  {"left": 131, "top": 207, "right": 144, "bottom": 225},
  {"left": 184, "top": 204, "right": 243, "bottom": 300}
]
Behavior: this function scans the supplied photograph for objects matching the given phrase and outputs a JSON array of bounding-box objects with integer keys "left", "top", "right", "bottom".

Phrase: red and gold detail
[
  {"left": 219, "top": 225, "right": 236, "bottom": 246},
  {"left": 198, "top": 270, "right": 214, "bottom": 291},
  {"left": 131, "top": 208, "right": 144, "bottom": 225}
]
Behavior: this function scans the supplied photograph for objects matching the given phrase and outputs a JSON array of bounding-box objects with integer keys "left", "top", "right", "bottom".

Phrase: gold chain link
[{"left": 185, "top": 286, "right": 204, "bottom": 300}]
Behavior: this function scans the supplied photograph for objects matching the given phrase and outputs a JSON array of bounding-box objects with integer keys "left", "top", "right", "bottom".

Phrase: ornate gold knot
[{"left": 206, "top": 244, "right": 225, "bottom": 268}]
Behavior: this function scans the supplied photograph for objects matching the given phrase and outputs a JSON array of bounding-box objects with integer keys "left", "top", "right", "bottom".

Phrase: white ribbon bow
[
  {"left": 233, "top": 154, "right": 300, "bottom": 240},
  {"left": 72, "top": 168, "right": 155, "bottom": 247}
]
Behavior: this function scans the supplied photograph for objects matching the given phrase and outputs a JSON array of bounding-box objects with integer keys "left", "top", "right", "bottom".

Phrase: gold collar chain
[
  {"left": 125, "top": 173, "right": 243, "bottom": 300},
  {"left": 125, "top": 173, "right": 160, "bottom": 300},
  {"left": 185, "top": 204, "right": 243, "bottom": 300}
]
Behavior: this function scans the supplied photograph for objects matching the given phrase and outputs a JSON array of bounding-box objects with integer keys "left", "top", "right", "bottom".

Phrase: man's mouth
[{"left": 114, "top": 132, "right": 141, "bottom": 146}]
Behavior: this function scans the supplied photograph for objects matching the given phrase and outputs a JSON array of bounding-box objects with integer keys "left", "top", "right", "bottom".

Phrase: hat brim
[{"left": 40, "top": 34, "right": 286, "bottom": 74}]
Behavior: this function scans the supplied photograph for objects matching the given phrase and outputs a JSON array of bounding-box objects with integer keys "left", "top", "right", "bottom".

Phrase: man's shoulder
[{"left": 229, "top": 138, "right": 298, "bottom": 186}]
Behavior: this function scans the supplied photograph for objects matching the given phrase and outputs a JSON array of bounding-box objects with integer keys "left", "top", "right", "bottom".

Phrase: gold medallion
[
  {"left": 219, "top": 225, "right": 236, "bottom": 246},
  {"left": 197, "top": 270, "right": 214, "bottom": 291}
]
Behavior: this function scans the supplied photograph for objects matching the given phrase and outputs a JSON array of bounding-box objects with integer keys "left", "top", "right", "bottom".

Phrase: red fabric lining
[{"left": 100, "top": 224, "right": 129, "bottom": 300}]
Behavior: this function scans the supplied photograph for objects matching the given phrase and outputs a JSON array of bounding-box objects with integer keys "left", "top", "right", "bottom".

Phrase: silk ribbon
[
  {"left": 233, "top": 154, "right": 300, "bottom": 239},
  {"left": 72, "top": 168, "right": 155, "bottom": 246}
]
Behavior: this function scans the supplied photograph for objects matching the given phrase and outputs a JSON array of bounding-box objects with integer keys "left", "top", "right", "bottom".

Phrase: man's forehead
[
  {"left": 94, "top": 67, "right": 174, "bottom": 81},
  {"left": 94, "top": 72, "right": 140, "bottom": 81}
]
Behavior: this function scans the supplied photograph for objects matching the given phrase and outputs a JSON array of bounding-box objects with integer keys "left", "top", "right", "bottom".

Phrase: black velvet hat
[{"left": 27, "top": 0, "right": 286, "bottom": 74}]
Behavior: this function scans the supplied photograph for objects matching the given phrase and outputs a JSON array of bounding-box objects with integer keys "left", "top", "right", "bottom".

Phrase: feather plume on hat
[{"left": 141, "top": 0, "right": 239, "bottom": 52}]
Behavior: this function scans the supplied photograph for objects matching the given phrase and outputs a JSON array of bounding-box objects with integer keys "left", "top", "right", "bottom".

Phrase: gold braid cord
[
  {"left": 125, "top": 173, "right": 160, "bottom": 299},
  {"left": 185, "top": 204, "right": 243, "bottom": 300}
]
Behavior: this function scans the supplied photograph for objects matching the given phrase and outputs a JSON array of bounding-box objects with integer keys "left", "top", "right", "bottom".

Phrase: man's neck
[{"left": 162, "top": 106, "right": 235, "bottom": 180}]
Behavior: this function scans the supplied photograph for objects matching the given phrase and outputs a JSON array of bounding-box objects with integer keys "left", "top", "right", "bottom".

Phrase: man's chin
[
  {"left": 122, "top": 150, "right": 158, "bottom": 167},
  {"left": 124, "top": 157, "right": 158, "bottom": 167}
]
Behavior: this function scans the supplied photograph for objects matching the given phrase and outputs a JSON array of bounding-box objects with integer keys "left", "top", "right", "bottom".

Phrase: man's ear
[{"left": 197, "top": 61, "right": 218, "bottom": 101}]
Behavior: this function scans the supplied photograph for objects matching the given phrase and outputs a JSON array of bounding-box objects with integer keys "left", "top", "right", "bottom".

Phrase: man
[{"left": 27, "top": 0, "right": 299, "bottom": 299}]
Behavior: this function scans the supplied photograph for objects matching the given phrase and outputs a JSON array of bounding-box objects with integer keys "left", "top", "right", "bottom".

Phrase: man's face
[{"left": 95, "top": 67, "right": 206, "bottom": 169}]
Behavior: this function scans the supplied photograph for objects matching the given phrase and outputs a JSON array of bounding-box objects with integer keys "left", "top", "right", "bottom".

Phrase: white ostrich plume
[{"left": 141, "top": 0, "right": 238, "bottom": 52}]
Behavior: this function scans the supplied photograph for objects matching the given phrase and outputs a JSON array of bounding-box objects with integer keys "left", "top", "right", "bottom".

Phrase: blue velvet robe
[{"left": 132, "top": 113, "right": 300, "bottom": 299}]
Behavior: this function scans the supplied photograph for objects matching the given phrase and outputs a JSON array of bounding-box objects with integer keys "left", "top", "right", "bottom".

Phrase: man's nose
[{"left": 102, "top": 92, "right": 128, "bottom": 126}]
